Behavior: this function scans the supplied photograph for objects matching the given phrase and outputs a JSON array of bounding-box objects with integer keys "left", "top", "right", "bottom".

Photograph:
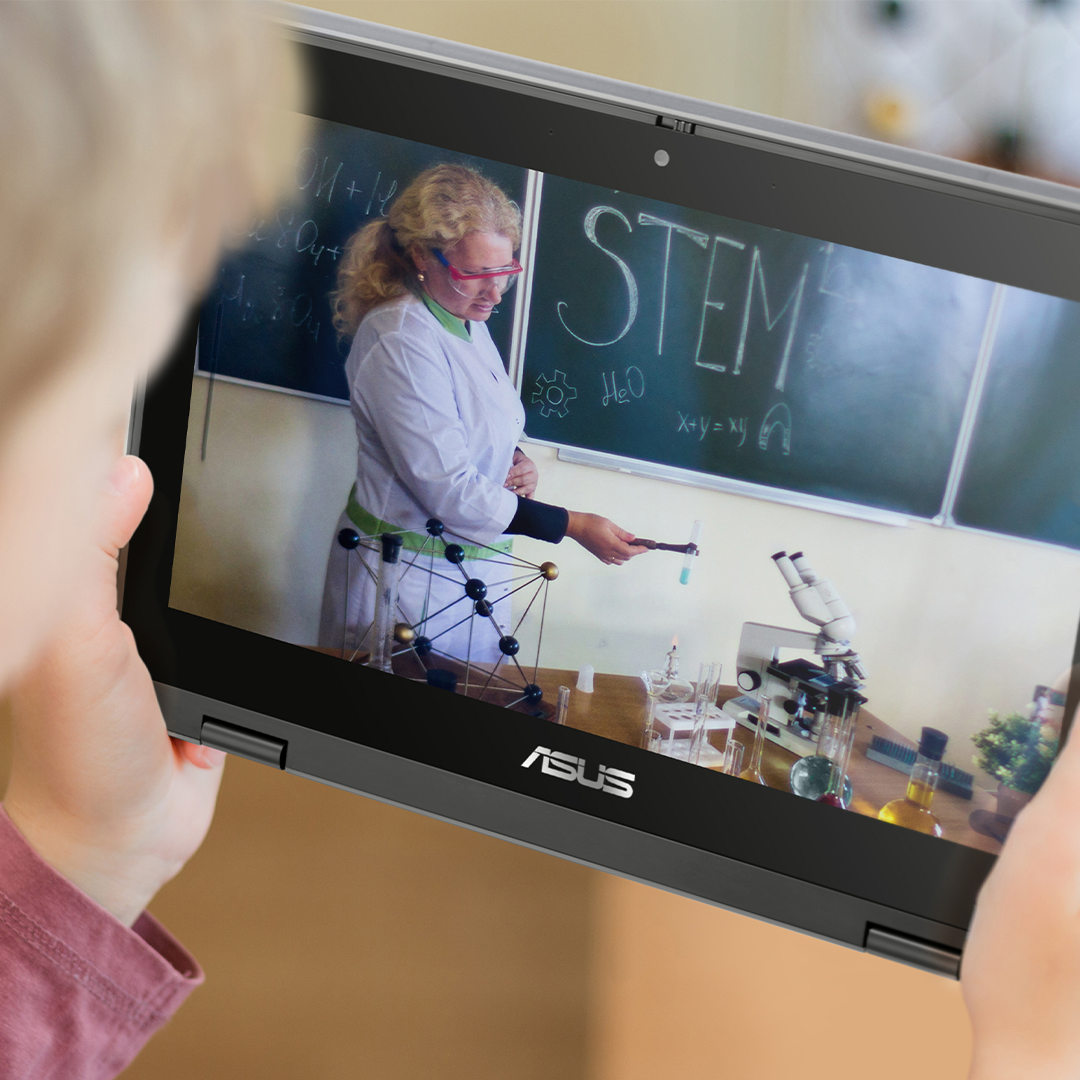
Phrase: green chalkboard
[
  {"left": 955, "top": 288, "right": 1080, "bottom": 548},
  {"left": 198, "top": 118, "right": 528, "bottom": 400},
  {"left": 520, "top": 175, "right": 997, "bottom": 519}
]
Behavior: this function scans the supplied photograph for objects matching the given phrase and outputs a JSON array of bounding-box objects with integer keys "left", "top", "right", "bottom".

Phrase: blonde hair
[
  {"left": 0, "top": 2, "right": 301, "bottom": 423},
  {"left": 331, "top": 164, "right": 522, "bottom": 338}
]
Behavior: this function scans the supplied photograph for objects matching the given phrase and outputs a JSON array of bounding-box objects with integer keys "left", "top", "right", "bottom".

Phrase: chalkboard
[
  {"left": 198, "top": 118, "right": 529, "bottom": 400},
  {"left": 520, "top": 174, "right": 998, "bottom": 519},
  {"left": 955, "top": 288, "right": 1080, "bottom": 548}
]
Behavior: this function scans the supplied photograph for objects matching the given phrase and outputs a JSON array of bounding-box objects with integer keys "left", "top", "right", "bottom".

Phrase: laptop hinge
[
  {"left": 201, "top": 717, "right": 287, "bottom": 770},
  {"left": 865, "top": 926, "right": 961, "bottom": 979}
]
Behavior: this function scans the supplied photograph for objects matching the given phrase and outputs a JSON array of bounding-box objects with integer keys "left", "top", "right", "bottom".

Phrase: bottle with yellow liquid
[{"left": 878, "top": 727, "right": 948, "bottom": 837}]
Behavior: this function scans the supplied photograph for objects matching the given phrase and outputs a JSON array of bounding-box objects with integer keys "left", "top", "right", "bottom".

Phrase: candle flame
[{"left": 670, "top": 634, "right": 678, "bottom": 649}]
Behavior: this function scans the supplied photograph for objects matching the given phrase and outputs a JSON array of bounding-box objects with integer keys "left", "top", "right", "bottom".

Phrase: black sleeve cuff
[{"left": 505, "top": 496, "right": 569, "bottom": 543}]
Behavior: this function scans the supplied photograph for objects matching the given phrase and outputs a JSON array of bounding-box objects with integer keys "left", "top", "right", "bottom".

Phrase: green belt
[{"left": 345, "top": 486, "right": 513, "bottom": 561}]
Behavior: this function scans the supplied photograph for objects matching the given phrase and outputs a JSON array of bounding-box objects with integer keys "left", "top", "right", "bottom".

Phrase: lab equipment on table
[
  {"left": 790, "top": 683, "right": 866, "bottom": 805},
  {"left": 554, "top": 685, "right": 571, "bottom": 726},
  {"left": 740, "top": 694, "right": 772, "bottom": 786},
  {"left": 577, "top": 664, "right": 595, "bottom": 693},
  {"left": 878, "top": 727, "right": 949, "bottom": 837},
  {"left": 816, "top": 686, "right": 863, "bottom": 808},
  {"left": 725, "top": 550, "right": 867, "bottom": 756},
  {"left": 722, "top": 737, "right": 744, "bottom": 777},
  {"left": 334, "top": 518, "right": 558, "bottom": 708},
  {"left": 639, "top": 669, "right": 669, "bottom": 750},
  {"left": 687, "top": 661, "right": 722, "bottom": 765},
  {"left": 658, "top": 638, "right": 694, "bottom": 703}
]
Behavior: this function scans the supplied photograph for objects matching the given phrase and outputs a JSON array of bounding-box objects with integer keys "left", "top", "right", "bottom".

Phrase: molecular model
[{"left": 336, "top": 518, "right": 558, "bottom": 711}]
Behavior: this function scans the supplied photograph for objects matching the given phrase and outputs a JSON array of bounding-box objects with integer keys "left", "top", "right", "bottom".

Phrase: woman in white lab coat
[{"left": 318, "top": 164, "right": 644, "bottom": 669}]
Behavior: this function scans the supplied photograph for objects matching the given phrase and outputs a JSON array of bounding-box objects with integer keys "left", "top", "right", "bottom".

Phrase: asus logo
[{"left": 521, "top": 746, "right": 635, "bottom": 799}]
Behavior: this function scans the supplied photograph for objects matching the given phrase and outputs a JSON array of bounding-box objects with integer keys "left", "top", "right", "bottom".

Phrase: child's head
[{"left": 0, "top": 3, "right": 297, "bottom": 688}]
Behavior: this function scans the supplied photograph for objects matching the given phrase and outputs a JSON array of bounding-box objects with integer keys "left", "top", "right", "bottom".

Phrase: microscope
[{"left": 723, "top": 551, "right": 867, "bottom": 756}]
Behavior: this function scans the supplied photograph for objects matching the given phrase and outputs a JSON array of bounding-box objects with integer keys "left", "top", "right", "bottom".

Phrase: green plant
[{"left": 972, "top": 711, "right": 1059, "bottom": 795}]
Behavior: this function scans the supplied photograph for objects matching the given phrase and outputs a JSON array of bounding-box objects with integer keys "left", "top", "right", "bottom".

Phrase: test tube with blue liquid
[{"left": 680, "top": 521, "right": 702, "bottom": 585}]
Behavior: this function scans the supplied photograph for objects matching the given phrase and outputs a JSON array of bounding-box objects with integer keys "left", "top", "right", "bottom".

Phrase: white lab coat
[{"left": 319, "top": 295, "right": 526, "bottom": 669}]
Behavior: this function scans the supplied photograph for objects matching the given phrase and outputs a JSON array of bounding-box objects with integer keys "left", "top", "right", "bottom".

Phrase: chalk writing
[
  {"left": 734, "top": 247, "right": 808, "bottom": 392},
  {"left": 532, "top": 370, "right": 578, "bottom": 418},
  {"left": 557, "top": 207, "right": 639, "bottom": 346},
  {"left": 601, "top": 366, "right": 645, "bottom": 406},
  {"left": 637, "top": 213, "right": 708, "bottom": 356},
  {"left": 694, "top": 235, "right": 747, "bottom": 372},
  {"left": 676, "top": 410, "right": 771, "bottom": 451},
  {"left": 758, "top": 403, "right": 792, "bottom": 454}
]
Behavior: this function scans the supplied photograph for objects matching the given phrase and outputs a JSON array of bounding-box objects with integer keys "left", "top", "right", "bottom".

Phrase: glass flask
[
  {"left": 740, "top": 695, "right": 771, "bottom": 785},
  {"left": 817, "top": 688, "right": 860, "bottom": 808},
  {"left": 789, "top": 686, "right": 861, "bottom": 806},
  {"left": 878, "top": 727, "right": 948, "bottom": 836}
]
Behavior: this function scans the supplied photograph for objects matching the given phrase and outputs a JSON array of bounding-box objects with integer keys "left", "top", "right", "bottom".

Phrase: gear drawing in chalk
[{"left": 532, "top": 370, "right": 578, "bottom": 419}]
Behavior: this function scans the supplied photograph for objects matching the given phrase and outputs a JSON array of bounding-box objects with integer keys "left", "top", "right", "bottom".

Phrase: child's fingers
[{"left": 96, "top": 456, "right": 154, "bottom": 558}]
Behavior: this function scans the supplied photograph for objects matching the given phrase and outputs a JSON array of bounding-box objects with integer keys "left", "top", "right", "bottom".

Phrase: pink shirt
[{"left": 0, "top": 807, "right": 202, "bottom": 1079}]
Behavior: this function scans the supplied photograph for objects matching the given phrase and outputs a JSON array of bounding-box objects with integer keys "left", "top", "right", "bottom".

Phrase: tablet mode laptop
[{"left": 122, "top": 4, "right": 1080, "bottom": 977}]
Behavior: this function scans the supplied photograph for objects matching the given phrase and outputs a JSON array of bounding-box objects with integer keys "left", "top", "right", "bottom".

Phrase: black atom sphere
[
  {"left": 499, "top": 635, "right": 520, "bottom": 656},
  {"left": 475, "top": 600, "right": 493, "bottom": 617},
  {"left": 337, "top": 528, "right": 361, "bottom": 550},
  {"left": 426, "top": 518, "right": 445, "bottom": 536},
  {"left": 444, "top": 544, "right": 465, "bottom": 564},
  {"left": 465, "top": 578, "right": 487, "bottom": 600},
  {"left": 413, "top": 635, "right": 432, "bottom": 657},
  {"left": 523, "top": 683, "right": 543, "bottom": 704}
]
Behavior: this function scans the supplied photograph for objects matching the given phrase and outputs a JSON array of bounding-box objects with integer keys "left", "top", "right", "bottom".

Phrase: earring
[{"left": 417, "top": 272, "right": 425, "bottom": 282}]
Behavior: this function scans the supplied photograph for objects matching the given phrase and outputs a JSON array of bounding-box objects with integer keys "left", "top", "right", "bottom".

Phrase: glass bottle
[
  {"left": 878, "top": 727, "right": 948, "bottom": 837},
  {"left": 789, "top": 686, "right": 861, "bottom": 805},
  {"left": 659, "top": 641, "right": 694, "bottom": 703},
  {"left": 817, "top": 689, "right": 860, "bottom": 808},
  {"left": 740, "top": 695, "right": 771, "bottom": 785}
]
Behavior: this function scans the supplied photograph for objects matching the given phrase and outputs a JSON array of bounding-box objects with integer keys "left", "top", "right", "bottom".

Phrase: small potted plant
[{"left": 972, "top": 711, "right": 1059, "bottom": 820}]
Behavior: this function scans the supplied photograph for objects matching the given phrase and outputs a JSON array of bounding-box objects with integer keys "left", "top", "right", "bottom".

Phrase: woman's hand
[
  {"left": 3, "top": 456, "right": 226, "bottom": 928},
  {"left": 505, "top": 448, "right": 538, "bottom": 499},
  {"left": 566, "top": 511, "right": 648, "bottom": 565},
  {"left": 962, "top": 703, "right": 1080, "bottom": 1080}
]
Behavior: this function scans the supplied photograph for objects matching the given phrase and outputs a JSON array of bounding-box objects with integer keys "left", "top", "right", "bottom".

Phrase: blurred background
[{"left": 9, "top": 2, "right": 1080, "bottom": 1077}]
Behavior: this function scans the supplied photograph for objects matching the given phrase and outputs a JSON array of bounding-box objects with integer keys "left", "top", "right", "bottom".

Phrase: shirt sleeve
[
  {"left": 505, "top": 496, "right": 569, "bottom": 543},
  {"left": 0, "top": 807, "right": 203, "bottom": 1080},
  {"left": 357, "top": 326, "right": 519, "bottom": 546}
]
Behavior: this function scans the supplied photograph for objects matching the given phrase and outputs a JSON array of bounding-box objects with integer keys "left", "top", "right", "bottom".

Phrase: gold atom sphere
[
  {"left": 393, "top": 622, "right": 416, "bottom": 643},
  {"left": 540, "top": 561, "right": 559, "bottom": 580}
]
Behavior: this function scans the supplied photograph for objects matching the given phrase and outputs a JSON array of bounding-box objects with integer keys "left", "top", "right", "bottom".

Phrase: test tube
[
  {"left": 554, "top": 685, "right": 571, "bottom": 726},
  {"left": 679, "top": 520, "right": 703, "bottom": 585},
  {"left": 687, "top": 661, "right": 720, "bottom": 765}
]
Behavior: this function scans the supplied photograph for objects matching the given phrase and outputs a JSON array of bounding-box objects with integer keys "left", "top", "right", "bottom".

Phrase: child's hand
[
  {"left": 962, "top": 700, "right": 1080, "bottom": 1080},
  {"left": 3, "top": 456, "right": 226, "bottom": 927}
]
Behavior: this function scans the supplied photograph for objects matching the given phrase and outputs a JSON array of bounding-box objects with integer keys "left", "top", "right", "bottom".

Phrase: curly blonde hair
[{"left": 331, "top": 164, "right": 522, "bottom": 339}]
